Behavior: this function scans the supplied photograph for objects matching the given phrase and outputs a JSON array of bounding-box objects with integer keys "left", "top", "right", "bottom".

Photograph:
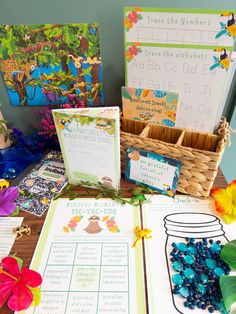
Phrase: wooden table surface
[{"left": 0, "top": 170, "right": 227, "bottom": 314}]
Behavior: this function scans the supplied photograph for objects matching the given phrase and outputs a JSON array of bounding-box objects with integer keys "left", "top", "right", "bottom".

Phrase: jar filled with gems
[{"left": 164, "top": 213, "right": 230, "bottom": 314}]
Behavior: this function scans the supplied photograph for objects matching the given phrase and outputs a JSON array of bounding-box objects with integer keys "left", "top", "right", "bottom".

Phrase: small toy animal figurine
[
  {"left": 0, "top": 179, "right": 9, "bottom": 189},
  {"left": 101, "top": 176, "right": 114, "bottom": 189},
  {"left": 12, "top": 224, "right": 31, "bottom": 240}
]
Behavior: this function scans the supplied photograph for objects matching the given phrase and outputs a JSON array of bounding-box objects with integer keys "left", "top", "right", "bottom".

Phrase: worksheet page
[{"left": 20, "top": 198, "right": 145, "bottom": 314}]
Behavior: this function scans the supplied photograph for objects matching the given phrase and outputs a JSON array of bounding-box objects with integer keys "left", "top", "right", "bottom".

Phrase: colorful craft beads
[{"left": 170, "top": 238, "right": 230, "bottom": 313}]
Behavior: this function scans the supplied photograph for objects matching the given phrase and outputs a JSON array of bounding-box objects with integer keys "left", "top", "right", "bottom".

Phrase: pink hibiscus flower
[{"left": 0, "top": 257, "right": 42, "bottom": 311}]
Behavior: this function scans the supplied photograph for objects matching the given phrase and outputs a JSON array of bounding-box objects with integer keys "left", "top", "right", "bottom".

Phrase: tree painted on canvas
[{"left": 0, "top": 24, "right": 103, "bottom": 106}]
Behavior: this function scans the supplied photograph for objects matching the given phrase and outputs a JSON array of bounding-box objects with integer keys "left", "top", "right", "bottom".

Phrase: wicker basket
[{"left": 120, "top": 118, "right": 228, "bottom": 198}]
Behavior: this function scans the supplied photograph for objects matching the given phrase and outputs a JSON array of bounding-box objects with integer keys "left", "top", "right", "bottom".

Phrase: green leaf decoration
[
  {"left": 11, "top": 255, "right": 23, "bottom": 271},
  {"left": 96, "top": 193, "right": 103, "bottom": 199},
  {"left": 10, "top": 206, "right": 20, "bottom": 217},
  {"left": 221, "top": 240, "right": 236, "bottom": 270},
  {"left": 220, "top": 276, "right": 236, "bottom": 312},
  {"left": 55, "top": 182, "right": 153, "bottom": 207},
  {"left": 30, "top": 287, "right": 41, "bottom": 306},
  {"left": 121, "top": 88, "right": 132, "bottom": 101}
]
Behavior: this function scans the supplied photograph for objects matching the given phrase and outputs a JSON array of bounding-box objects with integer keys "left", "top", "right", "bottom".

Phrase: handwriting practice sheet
[
  {"left": 20, "top": 199, "right": 145, "bottom": 314},
  {"left": 125, "top": 8, "right": 236, "bottom": 132}
]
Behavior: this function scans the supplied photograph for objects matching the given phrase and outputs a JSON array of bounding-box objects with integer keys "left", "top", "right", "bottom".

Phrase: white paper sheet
[
  {"left": 21, "top": 199, "right": 145, "bottom": 314},
  {"left": 142, "top": 195, "right": 236, "bottom": 314},
  {"left": 0, "top": 217, "right": 24, "bottom": 260}
]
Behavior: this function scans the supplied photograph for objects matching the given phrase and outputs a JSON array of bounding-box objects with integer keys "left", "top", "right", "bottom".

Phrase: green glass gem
[
  {"left": 179, "top": 286, "right": 189, "bottom": 298},
  {"left": 211, "top": 243, "right": 221, "bottom": 253},
  {"left": 172, "top": 261, "right": 183, "bottom": 272},
  {"left": 177, "top": 242, "right": 188, "bottom": 252},
  {"left": 172, "top": 274, "right": 184, "bottom": 285},
  {"left": 206, "top": 259, "right": 217, "bottom": 269},
  {"left": 214, "top": 267, "right": 225, "bottom": 277},
  {"left": 184, "top": 268, "right": 195, "bottom": 279},
  {"left": 188, "top": 246, "right": 196, "bottom": 255},
  {"left": 200, "top": 274, "right": 209, "bottom": 284},
  {"left": 184, "top": 255, "right": 194, "bottom": 265},
  {"left": 197, "top": 283, "right": 206, "bottom": 295}
]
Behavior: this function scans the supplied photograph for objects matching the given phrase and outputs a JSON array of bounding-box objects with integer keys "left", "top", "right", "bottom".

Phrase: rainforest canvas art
[{"left": 0, "top": 24, "right": 103, "bottom": 106}]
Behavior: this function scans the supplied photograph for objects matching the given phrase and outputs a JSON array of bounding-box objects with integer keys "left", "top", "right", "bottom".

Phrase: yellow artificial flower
[
  {"left": 211, "top": 180, "right": 236, "bottom": 224},
  {"left": 0, "top": 179, "right": 9, "bottom": 189}
]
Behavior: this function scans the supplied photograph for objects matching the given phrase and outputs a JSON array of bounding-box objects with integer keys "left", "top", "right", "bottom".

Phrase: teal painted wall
[
  {"left": 0, "top": 0, "right": 236, "bottom": 132},
  {"left": 220, "top": 103, "right": 236, "bottom": 182},
  {"left": 0, "top": 0, "right": 236, "bottom": 178}
]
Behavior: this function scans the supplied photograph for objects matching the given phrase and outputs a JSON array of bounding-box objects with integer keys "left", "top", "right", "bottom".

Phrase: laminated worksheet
[
  {"left": 125, "top": 8, "right": 235, "bottom": 47},
  {"left": 17, "top": 196, "right": 236, "bottom": 314},
  {"left": 21, "top": 198, "right": 145, "bottom": 314},
  {"left": 124, "top": 7, "right": 236, "bottom": 132},
  {"left": 125, "top": 44, "right": 232, "bottom": 131},
  {"left": 142, "top": 195, "right": 236, "bottom": 314}
]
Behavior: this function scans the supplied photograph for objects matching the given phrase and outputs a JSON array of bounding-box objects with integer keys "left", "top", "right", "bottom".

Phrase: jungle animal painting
[{"left": 0, "top": 24, "right": 103, "bottom": 106}]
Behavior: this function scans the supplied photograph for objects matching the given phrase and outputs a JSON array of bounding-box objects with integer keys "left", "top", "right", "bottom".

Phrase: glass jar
[{"left": 164, "top": 212, "right": 228, "bottom": 314}]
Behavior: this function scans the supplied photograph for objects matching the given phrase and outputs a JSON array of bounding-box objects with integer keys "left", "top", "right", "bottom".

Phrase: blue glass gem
[
  {"left": 197, "top": 284, "right": 206, "bottom": 295},
  {"left": 200, "top": 274, "right": 209, "bottom": 284},
  {"left": 179, "top": 286, "right": 189, "bottom": 298},
  {"left": 172, "top": 261, "right": 183, "bottom": 272},
  {"left": 184, "top": 255, "right": 194, "bottom": 265},
  {"left": 177, "top": 242, "right": 188, "bottom": 252},
  {"left": 214, "top": 267, "right": 225, "bottom": 277},
  {"left": 8, "top": 168, "right": 16, "bottom": 174},
  {"left": 172, "top": 274, "right": 184, "bottom": 285},
  {"left": 188, "top": 246, "right": 196, "bottom": 255},
  {"left": 184, "top": 268, "right": 195, "bottom": 279},
  {"left": 211, "top": 243, "right": 221, "bottom": 253},
  {"left": 206, "top": 259, "right": 217, "bottom": 269}
]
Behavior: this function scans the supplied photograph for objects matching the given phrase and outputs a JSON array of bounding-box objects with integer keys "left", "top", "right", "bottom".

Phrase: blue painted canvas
[{"left": 125, "top": 147, "right": 182, "bottom": 197}]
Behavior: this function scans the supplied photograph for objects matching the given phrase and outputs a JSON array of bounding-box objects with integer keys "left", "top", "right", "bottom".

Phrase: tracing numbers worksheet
[{"left": 124, "top": 8, "right": 236, "bottom": 132}]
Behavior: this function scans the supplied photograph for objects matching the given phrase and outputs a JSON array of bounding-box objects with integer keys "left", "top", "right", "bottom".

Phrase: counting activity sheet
[
  {"left": 125, "top": 8, "right": 235, "bottom": 47},
  {"left": 142, "top": 195, "right": 236, "bottom": 314},
  {"left": 19, "top": 199, "right": 145, "bottom": 314}
]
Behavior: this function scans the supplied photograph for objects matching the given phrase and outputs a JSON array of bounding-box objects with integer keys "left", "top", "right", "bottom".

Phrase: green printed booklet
[
  {"left": 18, "top": 196, "right": 236, "bottom": 314},
  {"left": 53, "top": 107, "right": 120, "bottom": 190}
]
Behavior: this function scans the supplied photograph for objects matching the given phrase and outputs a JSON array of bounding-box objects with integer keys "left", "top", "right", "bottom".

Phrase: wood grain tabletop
[{"left": 0, "top": 170, "right": 228, "bottom": 314}]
